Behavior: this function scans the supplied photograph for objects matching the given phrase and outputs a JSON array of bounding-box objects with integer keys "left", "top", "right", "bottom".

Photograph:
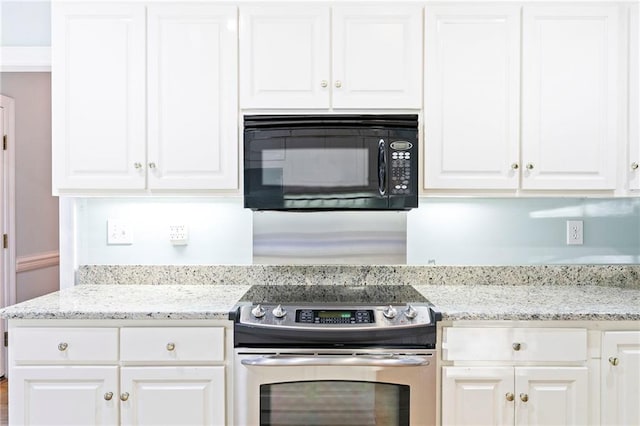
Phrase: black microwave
[{"left": 243, "top": 114, "right": 418, "bottom": 210}]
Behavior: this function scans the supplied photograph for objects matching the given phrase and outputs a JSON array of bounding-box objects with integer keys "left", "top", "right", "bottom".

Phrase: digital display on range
[
  {"left": 318, "top": 311, "right": 352, "bottom": 319},
  {"left": 296, "top": 309, "right": 374, "bottom": 324}
]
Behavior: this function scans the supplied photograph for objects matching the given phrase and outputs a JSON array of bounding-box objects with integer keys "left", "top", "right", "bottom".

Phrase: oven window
[{"left": 260, "top": 380, "right": 409, "bottom": 426}]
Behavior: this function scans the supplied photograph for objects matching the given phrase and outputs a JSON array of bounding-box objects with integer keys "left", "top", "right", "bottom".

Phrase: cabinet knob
[
  {"left": 505, "top": 392, "right": 515, "bottom": 402},
  {"left": 134, "top": 162, "right": 142, "bottom": 169},
  {"left": 609, "top": 357, "right": 619, "bottom": 366},
  {"left": 520, "top": 393, "right": 529, "bottom": 402},
  {"left": 148, "top": 162, "right": 156, "bottom": 169},
  {"left": 104, "top": 392, "right": 114, "bottom": 401},
  {"left": 512, "top": 342, "right": 521, "bottom": 351},
  {"left": 632, "top": 162, "right": 639, "bottom": 170},
  {"left": 166, "top": 342, "right": 176, "bottom": 351},
  {"left": 526, "top": 163, "right": 534, "bottom": 170},
  {"left": 321, "top": 80, "right": 328, "bottom": 88},
  {"left": 58, "top": 342, "right": 68, "bottom": 351},
  {"left": 335, "top": 80, "right": 342, "bottom": 88},
  {"left": 511, "top": 163, "right": 519, "bottom": 170},
  {"left": 120, "top": 392, "right": 130, "bottom": 402}
]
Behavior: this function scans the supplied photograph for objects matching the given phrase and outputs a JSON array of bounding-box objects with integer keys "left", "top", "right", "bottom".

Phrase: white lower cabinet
[
  {"left": 11, "top": 365, "right": 119, "bottom": 425},
  {"left": 441, "top": 327, "right": 589, "bottom": 426},
  {"left": 121, "top": 367, "right": 225, "bottom": 426},
  {"left": 442, "top": 366, "right": 587, "bottom": 426},
  {"left": 601, "top": 331, "right": 640, "bottom": 426},
  {"left": 8, "top": 324, "right": 228, "bottom": 426}
]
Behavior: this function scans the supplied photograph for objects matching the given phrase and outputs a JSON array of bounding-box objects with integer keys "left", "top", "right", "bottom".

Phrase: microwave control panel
[{"left": 390, "top": 141, "right": 413, "bottom": 195}]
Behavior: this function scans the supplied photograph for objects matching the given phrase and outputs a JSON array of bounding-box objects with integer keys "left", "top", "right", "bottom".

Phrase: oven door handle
[{"left": 240, "top": 355, "right": 430, "bottom": 367}]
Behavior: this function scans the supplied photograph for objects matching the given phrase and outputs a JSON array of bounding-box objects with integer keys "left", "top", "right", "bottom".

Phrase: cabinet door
[
  {"left": 442, "top": 366, "right": 513, "bottom": 426},
  {"left": 52, "top": 3, "right": 146, "bottom": 191},
  {"left": 522, "top": 6, "right": 619, "bottom": 190},
  {"left": 424, "top": 6, "right": 521, "bottom": 189},
  {"left": 630, "top": 4, "right": 640, "bottom": 190},
  {"left": 239, "top": 6, "right": 330, "bottom": 109},
  {"left": 147, "top": 4, "right": 238, "bottom": 190},
  {"left": 10, "top": 366, "right": 118, "bottom": 425},
  {"left": 332, "top": 6, "right": 422, "bottom": 109},
  {"left": 602, "top": 331, "right": 640, "bottom": 426},
  {"left": 515, "top": 367, "right": 588, "bottom": 426},
  {"left": 120, "top": 366, "right": 225, "bottom": 426}
]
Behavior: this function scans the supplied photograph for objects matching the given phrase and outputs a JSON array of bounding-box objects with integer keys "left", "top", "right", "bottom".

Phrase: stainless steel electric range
[{"left": 230, "top": 285, "right": 440, "bottom": 426}]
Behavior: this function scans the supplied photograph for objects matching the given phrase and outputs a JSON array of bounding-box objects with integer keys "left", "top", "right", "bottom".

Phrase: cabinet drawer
[
  {"left": 11, "top": 327, "right": 118, "bottom": 363},
  {"left": 443, "top": 327, "right": 587, "bottom": 362},
  {"left": 120, "top": 327, "right": 224, "bottom": 362}
]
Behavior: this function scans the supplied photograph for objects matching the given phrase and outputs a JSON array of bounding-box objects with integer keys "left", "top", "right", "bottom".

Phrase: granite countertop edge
[{"left": 1, "top": 283, "right": 639, "bottom": 322}]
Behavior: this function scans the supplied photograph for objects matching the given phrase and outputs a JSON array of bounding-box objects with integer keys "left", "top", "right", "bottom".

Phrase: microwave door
[
  {"left": 280, "top": 136, "right": 387, "bottom": 209},
  {"left": 244, "top": 131, "right": 390, "bottom": 210}
]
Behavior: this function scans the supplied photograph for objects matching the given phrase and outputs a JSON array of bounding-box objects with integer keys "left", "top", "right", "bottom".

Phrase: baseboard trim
[{"left": 16, "top": 251, "right": 60, "bottom": 273}]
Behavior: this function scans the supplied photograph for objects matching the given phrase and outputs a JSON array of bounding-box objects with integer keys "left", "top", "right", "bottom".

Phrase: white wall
[
  {"left": 0, "top": 1, "right": 51, "bottom": 47},
  {"left": 0, "top": 72, "right": 59, "bottom": 302}
]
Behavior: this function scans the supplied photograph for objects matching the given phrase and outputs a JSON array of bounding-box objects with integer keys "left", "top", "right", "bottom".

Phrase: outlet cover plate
[{"left": 107, "top": 220, "right": 133, "bottom": 245}]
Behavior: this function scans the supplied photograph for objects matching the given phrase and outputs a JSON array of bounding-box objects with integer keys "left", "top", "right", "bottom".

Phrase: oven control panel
[
  {"left": 296, "top": 309, "right": 374, "bottom": 324},
  {"left": 236, "top": 304, "right": 433, "bottom": 329}
]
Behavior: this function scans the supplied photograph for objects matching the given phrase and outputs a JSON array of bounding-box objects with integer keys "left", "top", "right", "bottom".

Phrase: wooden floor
[{"left": 0, "top": 378, "right": 7, "bottom": 426}]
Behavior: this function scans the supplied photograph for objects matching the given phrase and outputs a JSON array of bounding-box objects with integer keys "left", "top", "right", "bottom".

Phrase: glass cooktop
[{"left": 238, "top": 284, "right": 430, "bottom": 305}]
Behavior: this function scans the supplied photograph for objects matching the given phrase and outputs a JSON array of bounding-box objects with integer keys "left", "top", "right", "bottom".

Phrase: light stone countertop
[
  {"left": 0, "top": 283, "right": 639, "bottom": 322},
  {"left": 0, "top": 285, "right": 251, "bottom": 320},
  {"left": 415, "top": 284, "right": 640, "bottom": 321}
]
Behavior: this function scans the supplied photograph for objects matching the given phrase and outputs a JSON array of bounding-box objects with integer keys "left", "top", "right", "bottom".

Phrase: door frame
[{"left": 0, "top": 94, "right": 17, "bottom": 377}]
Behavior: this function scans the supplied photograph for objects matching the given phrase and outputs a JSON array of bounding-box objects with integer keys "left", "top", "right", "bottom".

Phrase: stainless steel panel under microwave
[{"left": 243, "top": 115, "right": 419, "bottom": 211}]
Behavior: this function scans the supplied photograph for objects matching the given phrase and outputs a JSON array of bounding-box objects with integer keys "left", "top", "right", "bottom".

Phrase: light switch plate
[{"left": 107, "top": 220, "right": 133, "bottom": 245}]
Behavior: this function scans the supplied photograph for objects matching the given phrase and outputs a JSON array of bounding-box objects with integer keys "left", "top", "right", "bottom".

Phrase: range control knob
[
  {"left": 404, "top": 304, "right": 418, "bottom": 320},
  {"left": 251, "top": 304, "right": 266, "bottom": 318},
  {"left": 272, "top": 304, "right": 287, "bottom": 318},
  {"left": 383, "top": 305, "right": 397, "bottom": 319}
]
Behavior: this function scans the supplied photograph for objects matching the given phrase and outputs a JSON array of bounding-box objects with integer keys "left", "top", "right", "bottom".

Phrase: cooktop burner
[{"left": 237, "top": 284, "right": 430, "bottom": 305}]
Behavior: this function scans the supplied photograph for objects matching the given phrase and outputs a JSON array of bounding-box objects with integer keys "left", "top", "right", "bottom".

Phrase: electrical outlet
[
  {"left": 169, "top": 224, "right": 188, "bottom": 245},
  {"left": 107, "top": 220, "right": 133, "bottom": 245},
  {"left": 566, "top": 220, "right": 583, "bottom": 245}
]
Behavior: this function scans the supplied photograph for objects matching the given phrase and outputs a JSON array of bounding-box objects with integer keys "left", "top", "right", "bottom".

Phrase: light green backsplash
[
  {"left": 408, "top": 198, "right": 640, "bottom": 265},
  {"left": 75, "top": 197, "right": 639, "bottom": 265}
]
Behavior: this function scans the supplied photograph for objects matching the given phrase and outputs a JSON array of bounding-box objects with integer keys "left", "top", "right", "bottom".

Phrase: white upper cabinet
[
  {"left": 630, "top": 4, "right": 640, "bottom": 191},
  {"left": 240, "top": 5, "right": 422, "bottom": 109},
  {"left": 424, "top": 6, "right": 521, "bottom": 189},
  {"left": 332, "top": 6, "right": 422, "bottom": 109},
  {"left": 52, "top": 3, "right": 146, "bottom": 190},
  {"left": 52, "top": 2, "right": 238, "bottom": 193},
  {"left": 147, "top": 4, "right": 238, "bottom": 190},
  {"left": 522, "top": 5, "right": 619, "bottom": 190},
  {"left": 239, "top": 6, "right": 330, "bottom": 109}
]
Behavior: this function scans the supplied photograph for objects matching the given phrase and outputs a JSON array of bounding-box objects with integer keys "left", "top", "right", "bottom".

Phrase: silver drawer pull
[
  {"left": 241, "top": 355, "right": 429, "bottom": 367},
  {"left": 58, "top": 342, "right": 68, "bottom": 351},
  {"left": 104, "top": 392, "right": 113, "bottom": 401},
  {"left": 512, "top": 342, "right": 521, "bottom": 351},
  {"left": 120, "top": 392, "right": 130, "bottom": 402},
  {"left": 166, "top": 342, "right": 175, "bottom": 351},
  {"left": 609, "top": 357, "right": 619, "bottom": 366}
]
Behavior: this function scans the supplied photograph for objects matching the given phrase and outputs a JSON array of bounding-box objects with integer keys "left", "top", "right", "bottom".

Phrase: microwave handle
[{"left": 378, "top": 139, "right": 387, "bottom": 196}]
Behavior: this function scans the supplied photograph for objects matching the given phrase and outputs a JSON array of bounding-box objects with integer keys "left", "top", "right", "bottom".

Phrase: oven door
[
  {"left": 234, "top": 350, "right": 436, "bottom": 426},
  {"left": 244, "top": 128, "right": 389, "bottom": 210}
]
